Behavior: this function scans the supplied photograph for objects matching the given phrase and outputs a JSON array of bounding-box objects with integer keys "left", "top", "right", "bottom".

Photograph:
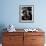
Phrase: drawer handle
[
  {"left": 9, "top": 38, "right": 13, "bottom": 40},
  {"left": 32, "top": 39, "right": 36, "bottom": 40},
  {"left": 9, "top": 38, "right": 12, "bottom": 40}
]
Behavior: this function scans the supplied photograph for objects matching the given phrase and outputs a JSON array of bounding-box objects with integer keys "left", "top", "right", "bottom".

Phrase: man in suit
[{"left": 22, "top": 7, "right": 32, "bottom": 20}]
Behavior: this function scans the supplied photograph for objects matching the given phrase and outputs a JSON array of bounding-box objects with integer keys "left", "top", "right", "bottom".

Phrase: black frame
[{"left": 19, "top": 5, "right": 34, "bottom": 23}]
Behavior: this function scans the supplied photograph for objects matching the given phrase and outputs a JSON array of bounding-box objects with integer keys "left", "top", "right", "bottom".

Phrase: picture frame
[{"left": 19, "top": 5, "right": 34, "bottom": 23}]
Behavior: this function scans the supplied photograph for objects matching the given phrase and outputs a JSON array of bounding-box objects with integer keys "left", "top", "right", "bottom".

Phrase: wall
[
  {"left": 0, "top": 0, "right": 46, "bottom": 43},
  {"left": 0, "top": 0, "right": 46, "bottom": 29}
]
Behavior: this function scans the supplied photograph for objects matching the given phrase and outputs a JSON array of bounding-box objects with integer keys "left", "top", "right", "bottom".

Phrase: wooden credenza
[{"left": 2, "top": 32, "right": 45, "bottom": 46}]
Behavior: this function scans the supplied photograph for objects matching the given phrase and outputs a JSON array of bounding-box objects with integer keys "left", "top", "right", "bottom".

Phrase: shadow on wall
[{"left": 0, "top": 24, "right": 7, "bottom": 43}]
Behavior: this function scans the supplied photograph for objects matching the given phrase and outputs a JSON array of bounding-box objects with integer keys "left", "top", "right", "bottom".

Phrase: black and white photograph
[{"left": 19, "top": 5, "right": 34, "bottom": 22}]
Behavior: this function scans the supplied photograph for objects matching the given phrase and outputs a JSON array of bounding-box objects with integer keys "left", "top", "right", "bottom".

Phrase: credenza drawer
[
  {"left": 3, "top": 32, "right": 23, "bottom": 36},
  {"left": 24, "top": 32, "right": 44, "bottom": 36},
  {"left": 32, "top": 36, "right": 44, "bottom": 44}
]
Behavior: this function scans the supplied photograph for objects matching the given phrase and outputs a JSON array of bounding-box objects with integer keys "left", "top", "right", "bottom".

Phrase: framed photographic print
[{"left": 19, "top": 5, "right": 34, "bottom": 23}]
